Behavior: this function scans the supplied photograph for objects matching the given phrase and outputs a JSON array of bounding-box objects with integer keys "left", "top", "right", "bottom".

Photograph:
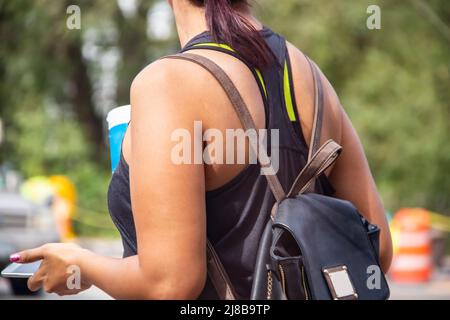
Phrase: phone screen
[{"left": 1, "top": 261, "right": 42, "bottom": 279}]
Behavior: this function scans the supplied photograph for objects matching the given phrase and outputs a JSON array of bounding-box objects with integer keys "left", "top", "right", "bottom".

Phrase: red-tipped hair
[{"left": 190, "top": 0, "right": 275, "bottom": 70}]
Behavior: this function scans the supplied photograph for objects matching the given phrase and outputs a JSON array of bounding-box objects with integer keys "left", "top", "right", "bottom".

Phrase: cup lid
[{"left": 107, "top": 105, "right": 131, "bottom": 130}]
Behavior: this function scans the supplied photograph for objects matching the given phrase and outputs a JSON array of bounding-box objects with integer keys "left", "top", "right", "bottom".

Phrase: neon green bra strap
[{"left": 283, "top": 60, "right": 297, "bottom": 122}]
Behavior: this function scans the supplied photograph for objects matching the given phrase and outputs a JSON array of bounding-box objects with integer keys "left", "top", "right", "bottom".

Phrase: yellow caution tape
[{"left": 429, "top": 212, "right": 450, "bottom": 232}]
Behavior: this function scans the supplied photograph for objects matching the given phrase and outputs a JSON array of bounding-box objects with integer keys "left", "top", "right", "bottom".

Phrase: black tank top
[{"left": 107, "top": 27, "right": 335, "bottom": 299}]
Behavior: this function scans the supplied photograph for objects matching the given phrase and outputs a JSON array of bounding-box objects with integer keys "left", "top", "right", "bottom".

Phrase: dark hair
[{"left": 190, "top": 0, "right": 275, "bottom": 70}]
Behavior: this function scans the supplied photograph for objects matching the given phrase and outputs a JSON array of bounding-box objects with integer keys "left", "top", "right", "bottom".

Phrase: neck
[{"left": 172, "top": 2, "right": 263, "bottom": 48}]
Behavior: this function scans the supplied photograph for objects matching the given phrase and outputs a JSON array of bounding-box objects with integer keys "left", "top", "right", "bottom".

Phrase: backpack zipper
[
  {"left": 301, "top": 266, "right": 310, "bottom": 300},
  {"left": 279, "top": 263, "right": 310, "bottom": 300},
  {"left": 267, "top": 271, "right": 273, "bottom": 300},
  {"left": 278, "top": 264, "right": 287, "bottom": 295}
]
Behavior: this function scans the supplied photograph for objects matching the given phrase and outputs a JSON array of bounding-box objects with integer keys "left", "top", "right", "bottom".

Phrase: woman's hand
[{"left": 10, "top": 243, "right": 92, "bottom": 296}]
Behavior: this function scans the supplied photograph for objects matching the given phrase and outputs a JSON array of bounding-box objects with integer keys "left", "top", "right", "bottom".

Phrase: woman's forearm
[{"left": 78, "top": 250, "right": 153, "bottom": 300}]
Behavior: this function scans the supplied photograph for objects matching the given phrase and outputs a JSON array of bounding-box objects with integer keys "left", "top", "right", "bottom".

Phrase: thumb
[{"left": 10, "top": 247, "right": 45, "bottom": 264}]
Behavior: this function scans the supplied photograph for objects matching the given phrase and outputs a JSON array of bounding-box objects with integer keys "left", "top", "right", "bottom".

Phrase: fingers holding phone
[
  {"left": 2, "top": 243, "right": 92, "bottom": 296},
  {"left": 27, "top": 260, "right": 48, "bottom": 292}
]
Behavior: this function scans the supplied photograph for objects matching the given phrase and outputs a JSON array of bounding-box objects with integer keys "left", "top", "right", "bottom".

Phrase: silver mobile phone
[{"left": 1, "top": 261, "right": 42, "bottom": 279}]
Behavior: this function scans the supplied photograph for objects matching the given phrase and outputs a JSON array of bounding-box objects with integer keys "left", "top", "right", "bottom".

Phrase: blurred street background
[{"left": 0, "top": 0, "right": 449, "bottom": 299}]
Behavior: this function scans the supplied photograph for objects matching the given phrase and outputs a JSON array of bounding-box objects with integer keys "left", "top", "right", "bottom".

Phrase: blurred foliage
[{"left": 0, "top": 0, "right": 449, "bottom": 236}]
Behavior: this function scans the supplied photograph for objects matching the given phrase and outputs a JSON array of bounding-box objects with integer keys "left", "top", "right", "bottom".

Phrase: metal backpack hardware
[{"left": 164, "top": 52, "right": 390, "bottom": 300}]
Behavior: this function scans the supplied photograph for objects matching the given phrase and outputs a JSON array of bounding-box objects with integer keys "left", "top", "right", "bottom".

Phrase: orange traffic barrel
[{"left": 390, "top": 208, "right": 433, "bottom": 283}]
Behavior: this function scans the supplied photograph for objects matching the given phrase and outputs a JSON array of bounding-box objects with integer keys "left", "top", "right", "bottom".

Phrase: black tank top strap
[{"left": 284, "top": 49, "right": 307, "bottom": 146}]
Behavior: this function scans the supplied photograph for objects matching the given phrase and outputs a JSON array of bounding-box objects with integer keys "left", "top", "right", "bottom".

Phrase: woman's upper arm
[
  {"left": 322, "top": 71, "right": 393, "bottom": 271},
  {"left": 129, "top": 60, "right": 207, "bottom": 298},
  {"left": 326, "top": 96, "right": 393, "bottom": 271}
]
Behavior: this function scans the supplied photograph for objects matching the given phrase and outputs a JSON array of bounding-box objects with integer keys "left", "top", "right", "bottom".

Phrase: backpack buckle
[{"left": 323, "top": 265, "right": 358, "bottom": 300}]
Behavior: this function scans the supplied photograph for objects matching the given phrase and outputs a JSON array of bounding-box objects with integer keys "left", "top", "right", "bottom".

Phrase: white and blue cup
[{"left": 107, "top": 105, "right": 131, "bottom": 173}]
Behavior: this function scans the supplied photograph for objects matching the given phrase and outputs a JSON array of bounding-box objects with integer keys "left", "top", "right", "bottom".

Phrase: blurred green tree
[{"left": 0, "top": 0, "right": 178, "bottom": 235}]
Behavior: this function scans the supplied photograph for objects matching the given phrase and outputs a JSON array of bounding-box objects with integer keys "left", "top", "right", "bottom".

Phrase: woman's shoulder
[
  {"left": 131, "top": 57, "right": 206, "bottom": 96},
  {"left": 130, "top": 56, "right": 213, "bottom": 118}
]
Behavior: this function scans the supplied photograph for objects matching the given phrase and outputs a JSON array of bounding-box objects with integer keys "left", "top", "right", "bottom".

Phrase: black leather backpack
[{"left": 164, "top": 52, "right": 390, "bottom": 300}]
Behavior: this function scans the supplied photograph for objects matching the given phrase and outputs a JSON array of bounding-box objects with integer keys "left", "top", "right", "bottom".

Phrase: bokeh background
[{"left": 0, "top": 0, "right": 449, "bottom": 299}]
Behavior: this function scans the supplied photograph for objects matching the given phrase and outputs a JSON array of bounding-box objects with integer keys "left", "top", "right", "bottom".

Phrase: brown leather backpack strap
[
  {"left": 306, "top": 56, "right": 325, "bottom": 160},
  {"left": 206, "top": 241, "right": 237, "bottom": 300},
  {"left": 287, "top": 140, "right": 342, "bottom": 197},
  {"left": 164, "top": 53, "right": 286, "bottom": 203}
]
